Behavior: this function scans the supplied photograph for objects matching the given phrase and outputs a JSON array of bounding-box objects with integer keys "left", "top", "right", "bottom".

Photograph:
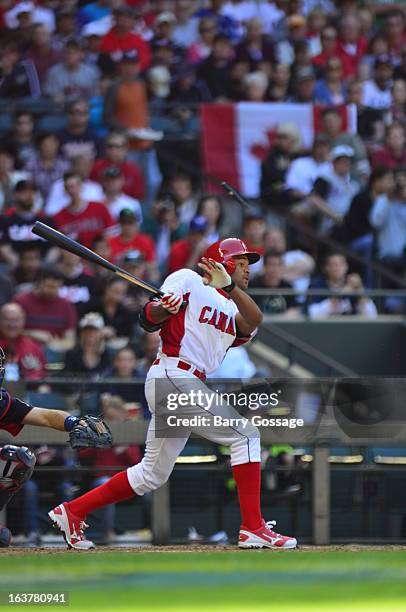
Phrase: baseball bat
[
  {"left": 221, "top": 181, "right": 254, "bottom": 211},
  {"left": 32, "top": 222, "right": 163, "bottom": 298}
]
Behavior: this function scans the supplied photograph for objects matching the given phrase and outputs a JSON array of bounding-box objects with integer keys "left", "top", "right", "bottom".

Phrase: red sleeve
[
  {"left": 90, "top": 160, "right": 103, "bottom": 183},
  {"left": 135, "top": 36, "right": 151, "bottom": 71},
  {"left": 126, "top": 164, "right": 145, "bottom": 200}
]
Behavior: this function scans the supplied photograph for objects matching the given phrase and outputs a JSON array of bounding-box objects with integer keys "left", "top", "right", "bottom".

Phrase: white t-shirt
[
  {"left": 105, "top": 193, "right": 142, "bottom": 222},
  {"left": 45, "top": 180, "right": 104, "bottom": 215},
  {"left": 361, "top": 80, "right": 392, "bottom": 110},
  {"left": 285, "top": 156, "right": 330, "bottom": 195},
  {"left": 155, "top": 269, "right": 255, "bottom": 374}
]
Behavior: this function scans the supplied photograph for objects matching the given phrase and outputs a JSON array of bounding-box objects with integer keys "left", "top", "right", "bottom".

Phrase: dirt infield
[{"left": 2, "top": 544, "right": 406, "bottom": 555}]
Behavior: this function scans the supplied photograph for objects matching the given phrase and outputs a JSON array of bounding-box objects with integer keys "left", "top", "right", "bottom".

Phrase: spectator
[
  {"left": 314, "top": 56, "right": 346, "bottom": 105},
  {"left": 0, "top": 148, "right": 29, "bottom": 211},
  {"left": 371, "top": 123, "right": 406, "bottom": 171},
  {"left": 58, "top": 98, "right": 103, "bottom": 161},
  {"left": 52, "top": 8, "right": 78, "bottom": 54},
  {"left": 257, "top": 0, "right": 286, "bottom": 38},
  {"left": 320, "top": 107, "right": 369, "bottom": 180},
  {"left": 84, "top": 234, "right": 112, "bottom": 286},
  {"left": 1, "top": 111, "right": 36, "bottom": 169},
  {"left": 0, "top": 42, "right": 40, "bottom": 98},
  {"left": 24, "top": 133, "right": 70, "bottom": 202},
  {"left": 142, "top": 196, "right": 187, "bottom": 274},
  {"left": 0, "top": 302, "right": 46, "bottom": 381},
  {"left": 289, "top": 66, "right": 316, "bottom": 103},
  {"left": 235, "top": 17, "right": 275, "bottom": 71},
  {"left": 196, "top": 195, "right": 223, "bottom": 243},
  {"left": 387, "top": 79, "right": 406, "bottom": 126},
  {"left": 285, "top": 134, "right": 331, "bottom": 206},
  {"left": 362, "top": 54, "right": 394, "bottom": 110},
  {"left": 172, "top": 0, "right": 199, "bottom": 49},
  {"left": 383, "top": 9, "right": 406, "bottom": 64},
  {"left": 187, "top": 17, "right": 217, "bottom": 64},
  {"left": 64, "top": 312, "right": 113, "bottom": 376},
  {"left": 312, "top": 26, "right": 346, "bottom": 78},
  {"left": 309, "top": 145, "right": 360, "bottom": 235},
  {"left": 242, "top": 213, "right": 266, "bottom": 259},
  {"left": 119, "top": 250, "right": 151, "bottom": 313},
  {"left": 99, "top": 5, "right": 151, "bottom": 75},
  {"left": 196, "top": 34, "right": 234, "bottom": 100},
  {"left": 108, "top": 208, "right": 157, "bottom": 273},
  {"left": 169, "top": 172, "right": 199, "bottom": 224},
  {"left": 103, "top": 51, "right": 162, "bottom": 208},
  {"left": 44, "top": 37, "right": 100, "bottom": 103},
  {"left": 15, "top": 268, "right": 77, "bottom": 350},
  {"left": 103, "top": 346, "right": 144, "bottom": 410},
  {"left": 90, "top": 132, "right": 144, "bottom": 201},
  {"left": 57, "top": 250, "right": 98, "bottom": 316},
  {"left": 12, "top": 244, "right": 42, "bottom": 295},
  {"left": 168, "top": 215, "right": 209, "bottom": 274},
  {"left": 152, "top": 11, "right": 179, "bottom": 49},
  {"left": 243, "top": 71, "right": 270, "bottom": 102},
  {"left": 277, "top": 14, "right": 307, "bottom": 66},
  {"left": 194, "top": 0, "right": 241, "bottom": 43},
  {"left": 83, "top": 278, "right": 134, "bottom": 341},
  {"left": 24, "top": 24, "right": 62, "bottom": 83},
  {"left": 250, "top": 250, "right": 301, "bottom": 316},
  {"left": 336, "top": 14, "right": 368, "bottom": 78},
  {"left": 46, "top": 153, "right": 104, "bottom": 216},
  {"left": 269, "top": 62, "right": 290, "bottom": 101},
  {"left": 0, "top": 180, "right": 51, "bottom": 268},
  {"left": 5, "top": 2, "right": 55, "bottom": 32},
  {"left": 101, "top": 166, "right": 142, "bottom": 222},
  {"left": 168, "top": 64, "right": 212, "bottom": 128},
  {"left": 359, "top": 33, "right": 389, "bottom": 81},
  {"left": 369, "top": 177, "right": 406, "bottom": 266},
  {"left": 306, "top": 8, "right": 327, "bottom": 57},
  {"left": 339, "top": 167, "right": 395, "bottom": 283},
  {"left": 54, "top": 171, "right": 115, "bottom": 248},
  {"left": 264, "top": 226, "right": 315, "bottom": 295},
  {"left": 307, "top": 253, "right": 377, "bottom": 319},
  {"left": 260, "top": 122, "right": 302, "bottom": 209}
]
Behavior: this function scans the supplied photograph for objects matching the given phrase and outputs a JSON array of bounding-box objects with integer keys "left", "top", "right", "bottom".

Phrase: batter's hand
[
  {"left": 198, "top": 257, "right": 232, "bottom": 288},
  {"left": 159, "top": 291, "right": 183, "bottom": 314}
]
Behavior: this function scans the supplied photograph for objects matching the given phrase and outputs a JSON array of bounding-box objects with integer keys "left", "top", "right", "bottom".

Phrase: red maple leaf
[{"left": 250, "top": 127, "right": 278, "bottom": 161}]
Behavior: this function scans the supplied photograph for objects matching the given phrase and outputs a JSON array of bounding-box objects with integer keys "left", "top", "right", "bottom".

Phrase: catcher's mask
[{"left": 0, "top": 348, "right": 5, "bottom": 387}]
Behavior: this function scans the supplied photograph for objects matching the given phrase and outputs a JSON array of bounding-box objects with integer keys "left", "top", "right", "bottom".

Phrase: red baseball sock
[
  {"left": 67, "top": 471, "right": 135, "bottom": 519},
  {"left": 232, "top": 462, "right": 262, "bottom": 531}
]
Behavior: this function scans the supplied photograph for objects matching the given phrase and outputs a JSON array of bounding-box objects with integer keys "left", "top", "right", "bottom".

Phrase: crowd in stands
[{"left": 1, "top": 0, "right": 406, "bottom": 382}]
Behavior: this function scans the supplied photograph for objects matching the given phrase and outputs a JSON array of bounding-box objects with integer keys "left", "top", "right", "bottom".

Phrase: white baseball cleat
[
  {"left": 238, "top": 519, "right": 297, "bottom": 549},
  {"left": 48, "top": 503, "right": 95, "bottom": 551}
]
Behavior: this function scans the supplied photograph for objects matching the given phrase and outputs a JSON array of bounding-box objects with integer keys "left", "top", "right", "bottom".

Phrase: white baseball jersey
[{"left": 153, "top": 269, "right": 254, "bottom": 375}]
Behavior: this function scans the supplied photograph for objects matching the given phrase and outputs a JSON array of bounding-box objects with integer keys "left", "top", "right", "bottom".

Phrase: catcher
[{"left": 0, "top": 346, "right": 112, "bottom": 547}]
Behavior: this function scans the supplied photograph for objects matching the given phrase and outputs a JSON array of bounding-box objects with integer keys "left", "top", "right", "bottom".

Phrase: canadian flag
[{"left": 201, "top": 103, "right": 357, "bottom": 198}]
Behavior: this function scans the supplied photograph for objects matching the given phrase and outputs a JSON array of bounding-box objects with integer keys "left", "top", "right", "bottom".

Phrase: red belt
[{"left": 152, "top": 358, "right": 206, "bottom": 382}]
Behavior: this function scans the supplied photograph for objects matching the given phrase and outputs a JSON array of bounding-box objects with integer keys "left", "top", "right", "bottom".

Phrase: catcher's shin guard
[{"left": 0, "top": 445, "right": 36, "bottom": 510}]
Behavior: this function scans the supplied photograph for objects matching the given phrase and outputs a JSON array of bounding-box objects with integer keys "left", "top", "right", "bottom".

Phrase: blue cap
[{"left": 190, "top": 215, "right": 208, "bottom": 233}]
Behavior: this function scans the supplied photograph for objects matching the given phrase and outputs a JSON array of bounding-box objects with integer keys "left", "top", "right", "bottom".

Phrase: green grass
[{"left": 0, "top": 550, "right": 405, "bottom": 611}]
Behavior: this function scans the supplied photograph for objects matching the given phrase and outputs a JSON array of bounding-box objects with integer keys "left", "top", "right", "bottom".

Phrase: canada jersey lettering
[{"left": 157, "top": 269, "right": 247, "bottom": 375}]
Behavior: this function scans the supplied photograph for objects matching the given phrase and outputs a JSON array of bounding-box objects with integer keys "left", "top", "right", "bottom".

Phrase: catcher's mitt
[{"left": 69, "top": 416, "right": 113, "bottom": 449}]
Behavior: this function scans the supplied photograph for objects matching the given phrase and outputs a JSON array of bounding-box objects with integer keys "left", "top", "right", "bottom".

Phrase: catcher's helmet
[
  {"left": 203, "top": 238, "right": 260, "bottom": 265},
  {"left": 0, "top": 348, "right": 5, "bottom": 387}
]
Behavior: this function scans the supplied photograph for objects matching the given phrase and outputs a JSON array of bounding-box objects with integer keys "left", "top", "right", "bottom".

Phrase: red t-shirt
[
  {"left": 15, "top": 291, "right": 77, "bottom": 337},
  {"left": 107, "top": 232, "right": 156, "bottom": 263},
  {"left": 371, "top": 147, "right": 406, "bottom": 170},
  {"left": 0, "top": 336, "right": 46, "bottom": 381},
  {"left": 335, "top": 37, "right": 368, "bottom": 77},
  {"left": 54, "top": 201, "right": 115, "bottom": 248},
  {"left": 90, "top": 159, "right": 145, "bottom": 200},
  {"left": 168, "top": 238, "right": 192, "bottom": 274},
  {"left": 100, "top": 27, "right": 151, "bottom": 71}
]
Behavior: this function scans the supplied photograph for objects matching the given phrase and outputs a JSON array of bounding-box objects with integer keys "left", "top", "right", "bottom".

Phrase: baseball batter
[{"left": 49, "top": 238, "right": 297, "bottom": 550}]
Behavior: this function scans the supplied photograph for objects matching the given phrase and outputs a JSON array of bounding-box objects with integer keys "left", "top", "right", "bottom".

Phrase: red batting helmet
[{"left": 203, "top": 238, "right": 260, "bottom": 265}]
